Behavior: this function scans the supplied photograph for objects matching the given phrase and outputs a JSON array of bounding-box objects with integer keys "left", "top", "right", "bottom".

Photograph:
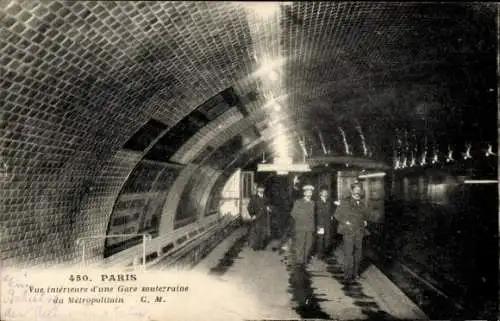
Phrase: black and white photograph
[{"left": 0, "top": 1, "right": 498, "bottom": 320}]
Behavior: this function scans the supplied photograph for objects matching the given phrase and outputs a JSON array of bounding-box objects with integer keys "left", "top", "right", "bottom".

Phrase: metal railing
[{"left": 76, "top": 233, "right": 152, "bottom": 270}]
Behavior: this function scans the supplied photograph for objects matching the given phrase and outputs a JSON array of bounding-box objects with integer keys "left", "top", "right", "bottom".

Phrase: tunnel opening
[
  {"left": 104, "top": 86, "right": 248, "bottom": 258},
  {"left": 174, "top": 134, "right": 244, "bottom": 229},
  {"left": 103, "top": 160, "right": 182, "bottom": 258},
  {"left": 379, "top": 162, "right": 499, "bottom": 319}
]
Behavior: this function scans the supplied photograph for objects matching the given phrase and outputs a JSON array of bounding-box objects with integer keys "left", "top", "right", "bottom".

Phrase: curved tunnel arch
[
  {"left": 0, "top": 1, "right": 496, "bottom": 268},
  {"left": 197, "top": 126, "right": 393, "bottom": 228},
  {"left": 103, "top": 59, "right": 493, "bottom": 258}
]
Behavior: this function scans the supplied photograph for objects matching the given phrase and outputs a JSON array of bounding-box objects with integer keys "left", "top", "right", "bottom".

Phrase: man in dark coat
[
  {"left": 334, "top": 181, "right": 370, "bottom": 281},
  {"left": 315, "top": 186, "right": 335, "bottom": 259},
  {"left": 247, "top": 185, "right": 270, "bottom": 250},
  {"left": 290, "top": 184, "right": 316, "bottom": 265}
]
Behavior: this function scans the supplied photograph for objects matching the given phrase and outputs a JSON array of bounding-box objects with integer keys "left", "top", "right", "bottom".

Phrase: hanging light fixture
[
  {"left": 420, "top": 136, "right": 428, "bottom": 166},
  {"left": 338, "top": 127, "right": 351, "bottom": 155},
  {"left": 393, "top": 135, "right": 400, "bottom": 169},
  {"left": 485, "top": 143, "right": 496, "bottom": 157},
  {"left": 431, "top": 153, "right": 439, "bottom": 164},
  {"left": 463, "top": 143, "right": 472, "bottom": 160},
  {"left": 446, "top": 145, "right": 454, "bottom": 163},
  {"left": 316, "top": 128, "right": 328, "bottom": 155},
  {"left": 431, "top": 140, "right": 439, "bottom": 164},
  {"left": 420, "top": 150, "right": 427, "bottom": 166},
  {"left": 394, "top": 156, "right": 401, "bottom": 169},
  {"left": 355, "top": 120, "right": 368, "bottom": 156}
]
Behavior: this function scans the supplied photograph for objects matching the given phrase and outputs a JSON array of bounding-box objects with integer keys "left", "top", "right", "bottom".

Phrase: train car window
[{"left": 162, "top": 243, "right": 174, "bottom": 254}]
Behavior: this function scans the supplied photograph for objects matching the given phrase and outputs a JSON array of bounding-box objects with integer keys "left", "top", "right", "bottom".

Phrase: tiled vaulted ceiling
[{"left": 1, "top": 1, "right": 497, "bottom": 170}]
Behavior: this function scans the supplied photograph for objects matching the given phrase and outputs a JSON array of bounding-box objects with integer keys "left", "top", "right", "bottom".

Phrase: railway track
[{"left": 368, "top": 249, "right": 480, "bottom": 319}]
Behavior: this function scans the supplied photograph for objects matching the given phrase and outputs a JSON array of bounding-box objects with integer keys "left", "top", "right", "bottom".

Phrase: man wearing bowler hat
[
  {"left": 334, "top": 180, "right": 370, "bottom": 281},
  {"left": 247, "top": 184, "right": 271, "bottom": 250},
  {"left": 315, "top": 185, "right": 335, "bottom": 259},
  {"left": 290, "top": 184, "right": 316, "bottom": 265}
]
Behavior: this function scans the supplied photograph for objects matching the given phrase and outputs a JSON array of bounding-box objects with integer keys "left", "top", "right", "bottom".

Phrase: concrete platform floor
[{"left": 167, "top": 227, "right": 428, "bottom": 320}]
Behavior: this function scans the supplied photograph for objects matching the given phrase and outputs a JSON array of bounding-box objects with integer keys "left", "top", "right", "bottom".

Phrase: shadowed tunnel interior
[{"left": 0, "top": 1, "right": 498, "bottom": 320}]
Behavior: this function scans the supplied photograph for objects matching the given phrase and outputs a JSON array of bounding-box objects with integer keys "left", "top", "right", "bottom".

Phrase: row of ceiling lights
[
  {"left": 394, "top": 142, "right": 497, "bottom": 170},
  {"left": 254, "top": 57, "right": 290, "bottom": 159},
  {"left": 242, "top": 1, "right": 296, "bottom": 162}
]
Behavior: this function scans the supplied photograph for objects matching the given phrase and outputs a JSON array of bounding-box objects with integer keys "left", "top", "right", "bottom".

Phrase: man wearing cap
[
  {"left": 290, "top": 184, "right": 316, "bottom": 265},
  {"left": 247, "top": 185, "right": 271, "bottom": 250},
  {"left": 315, "top": 186, "right": 335, "bottom": 259},
  {"left": 334, "top": 181, "right": 369, "bottom": 281}
]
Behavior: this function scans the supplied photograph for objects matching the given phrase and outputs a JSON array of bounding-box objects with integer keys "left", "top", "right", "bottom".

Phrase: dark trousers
[
  {"left": 271, "top": 211, "right": 288, "bottom": 239},
  {"left": 289, "top": 264, "right": 310, "bottom": 305},
  {"left": 315, "top": 227, "right": 334, "bottom": 257},
  {"left": 250, "top": 217, "right": 267, "bottom": 250},
  {"left": 342, "top": 230, "right": 364, "bottom": 279},
  {"left": 315, "top": 235, "right": 326, "bottom": 257},
  {"left": 293, "top": 231, "right": 314, "bottom": 264}
]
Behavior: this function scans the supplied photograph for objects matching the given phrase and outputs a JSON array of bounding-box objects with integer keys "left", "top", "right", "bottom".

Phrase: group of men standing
[{"left": 247, "top": 180, "right": 370, "bottom": 282}]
